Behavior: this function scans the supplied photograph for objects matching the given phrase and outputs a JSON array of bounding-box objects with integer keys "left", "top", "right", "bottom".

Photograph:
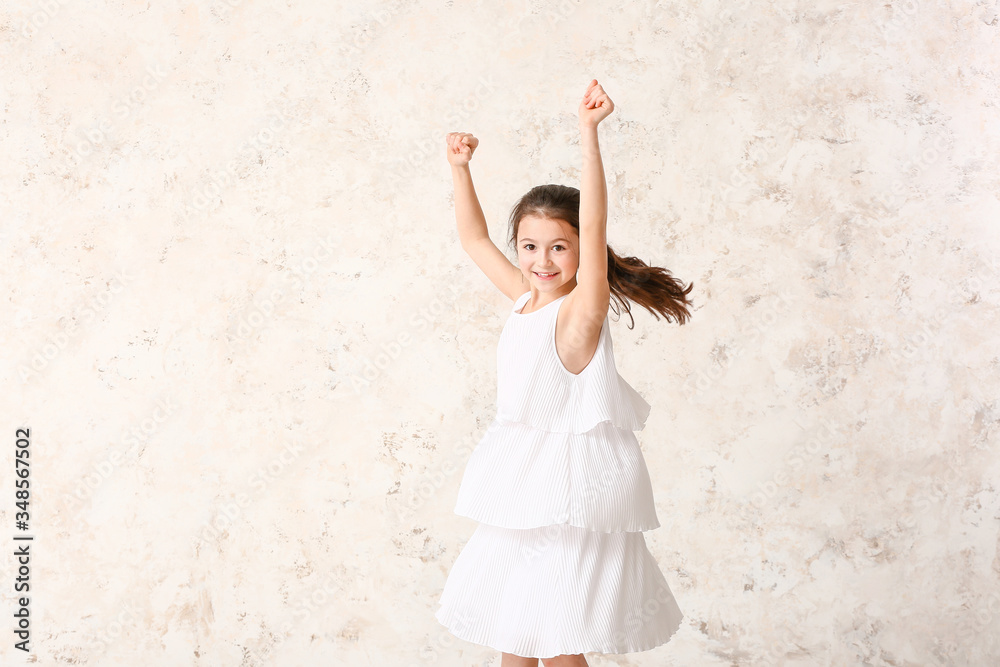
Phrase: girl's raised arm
[
  {"left": 446, "top": 132, "right": 524, "bottom": 301},
  {"left": 574, "top": 79, "right": 614, "bottom": 320}
]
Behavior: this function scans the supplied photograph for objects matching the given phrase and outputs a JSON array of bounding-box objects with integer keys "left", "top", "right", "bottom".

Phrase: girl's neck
[{"left": 523, "top": 282, "right": 575, "bottom": 312}]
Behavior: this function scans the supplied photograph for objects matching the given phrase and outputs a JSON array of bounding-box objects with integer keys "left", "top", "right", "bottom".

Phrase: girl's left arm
[{"left": 576, "top": 80, "right": 613, "bottom": 320}]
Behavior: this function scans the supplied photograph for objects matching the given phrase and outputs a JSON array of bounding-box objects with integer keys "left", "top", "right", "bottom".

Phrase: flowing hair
[{"left": 507, "top": 184, "right": 694, "bottom": 329}]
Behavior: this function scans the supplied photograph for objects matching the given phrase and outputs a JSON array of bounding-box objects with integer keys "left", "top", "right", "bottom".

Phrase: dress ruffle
[
  {"left": 434, "top": 522, "right": 684, "bottom": 659},
  {"left": 454, "top": 419, "right": 660, "bottom": 532},
  {"left": 496, "top": 313, "right": 652, "bottom": 435},
  {"left": 496, "top": 371, "right": 651, "bottom": 435}
]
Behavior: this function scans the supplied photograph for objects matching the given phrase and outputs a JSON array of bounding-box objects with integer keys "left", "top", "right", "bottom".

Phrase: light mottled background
[{"left": 2, "top": 0, "right": 999, "bottom": 665}]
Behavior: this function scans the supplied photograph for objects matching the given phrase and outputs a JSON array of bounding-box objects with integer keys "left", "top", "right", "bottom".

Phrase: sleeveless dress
[{"left": 434, "top": 290, "right": 683, "bottom": 659}]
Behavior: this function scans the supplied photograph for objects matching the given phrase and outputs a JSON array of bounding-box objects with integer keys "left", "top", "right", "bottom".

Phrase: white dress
[{"left": 434, "top": 290, "right": 683, "bottom": 659}]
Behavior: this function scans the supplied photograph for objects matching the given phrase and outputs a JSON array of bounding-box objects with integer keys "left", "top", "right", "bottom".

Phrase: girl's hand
[
  {"left": 446, "top": 131, "right": 479, "bottom": 166},
  {"left": 578, "top": 79, "right": 614, "bottom": 128}
]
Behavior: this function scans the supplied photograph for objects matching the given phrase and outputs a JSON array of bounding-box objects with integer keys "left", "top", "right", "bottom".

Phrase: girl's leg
[
  {"left": 501, "top": 652, "right": 539, "bottom": 666},
  {"left": 541, "top": 654, "right": 589, "bottom": 667}
]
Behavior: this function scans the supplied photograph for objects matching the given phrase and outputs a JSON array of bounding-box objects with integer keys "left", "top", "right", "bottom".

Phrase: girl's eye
[
  {"left": 553, "top": 245, "right": 564, "bottom": 251},
  {"left": 523, "top": 244, "right": 534, "bottom": 250}
]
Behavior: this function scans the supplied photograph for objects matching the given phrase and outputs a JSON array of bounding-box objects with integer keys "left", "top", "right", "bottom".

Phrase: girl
[{"left": 436, "top": 79, "right": 694, "bottom": 666}]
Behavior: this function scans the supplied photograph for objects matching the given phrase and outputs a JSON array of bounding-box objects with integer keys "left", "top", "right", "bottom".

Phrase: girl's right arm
[{"left": 446, "top": 132, "right": 524, "bottom": 300}]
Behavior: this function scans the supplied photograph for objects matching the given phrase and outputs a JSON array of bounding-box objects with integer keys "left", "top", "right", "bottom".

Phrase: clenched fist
[{"left": 446, "top": 132, "right": 479, "bottom": 167}]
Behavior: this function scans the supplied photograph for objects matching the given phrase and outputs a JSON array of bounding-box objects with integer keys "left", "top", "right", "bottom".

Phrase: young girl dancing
[{"left": 436, "top": 79, "right": 694, "bottom": 666}]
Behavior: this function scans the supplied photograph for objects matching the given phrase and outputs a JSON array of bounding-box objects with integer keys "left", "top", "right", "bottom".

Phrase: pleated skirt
[{"left": 434, "top": 522, "right": 683, "bottom": 659}]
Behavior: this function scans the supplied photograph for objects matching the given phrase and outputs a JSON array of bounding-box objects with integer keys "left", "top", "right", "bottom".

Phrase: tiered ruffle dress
[{"left": 434, "top": 290, "right": 683, "bottom": 659}]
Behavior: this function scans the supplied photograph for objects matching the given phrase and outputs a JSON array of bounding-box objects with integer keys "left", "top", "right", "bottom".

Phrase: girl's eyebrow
[{"left": 520, "top": 237, "right": 570, "bottom": 243}]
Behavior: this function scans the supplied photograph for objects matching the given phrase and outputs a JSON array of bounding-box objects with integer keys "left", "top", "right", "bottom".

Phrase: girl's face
[{"left": 516, "top": 215, "right": 579, "bottom": 294}]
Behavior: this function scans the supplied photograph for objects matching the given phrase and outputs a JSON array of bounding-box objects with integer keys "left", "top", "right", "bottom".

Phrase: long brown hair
[{"left": 507, "top": 184, "right": 694, "bottom": 329}]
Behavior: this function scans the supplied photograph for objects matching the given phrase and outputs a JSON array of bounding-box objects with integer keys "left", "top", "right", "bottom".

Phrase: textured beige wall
[{"left": 4, "top": 0, "right": 999, "bottom": 665}]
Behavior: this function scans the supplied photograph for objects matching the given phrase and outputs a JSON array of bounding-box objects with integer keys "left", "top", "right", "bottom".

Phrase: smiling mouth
[{"left": 534, "top": 271, "right": 558, "bottom": 277}]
